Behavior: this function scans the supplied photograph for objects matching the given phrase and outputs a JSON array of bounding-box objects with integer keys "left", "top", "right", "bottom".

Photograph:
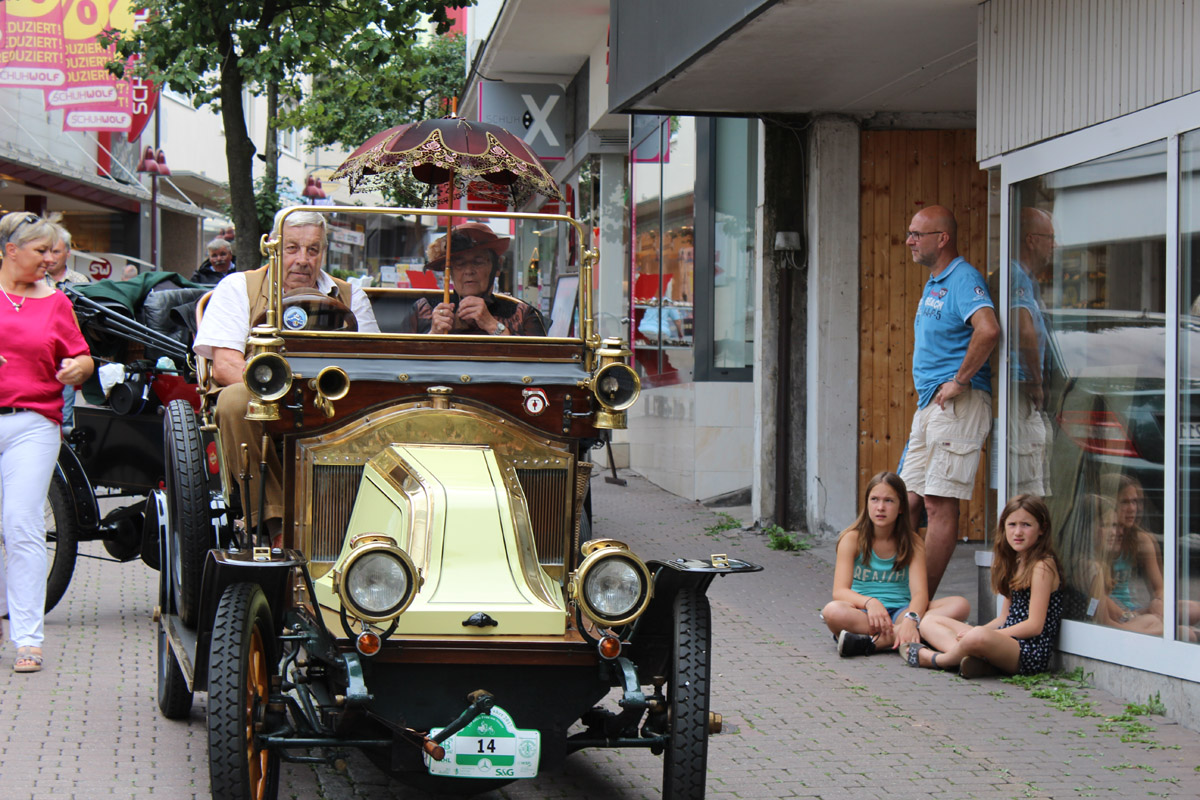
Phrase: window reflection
[
  {"left": 631, "top": 117, "right": 695, "bottom": 386},
  {"left": 1009, "top": 140, "right": 1169, "bottom": 637},
  {"left": 1176, "top": 129, "right": 1200, "bottom": 644}
]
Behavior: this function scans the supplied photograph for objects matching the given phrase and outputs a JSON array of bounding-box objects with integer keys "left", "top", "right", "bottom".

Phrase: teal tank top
[
  {"left": 851, "top": 549, "right": 911, "bottom": 609},
  {"left": 1110, "top": 554, "right": 1136, "bottom": 611}
]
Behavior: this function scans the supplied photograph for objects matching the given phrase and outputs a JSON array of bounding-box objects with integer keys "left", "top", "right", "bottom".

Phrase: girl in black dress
[{"left": 907, "top": 494, "right": 1065, "bottom": 677}]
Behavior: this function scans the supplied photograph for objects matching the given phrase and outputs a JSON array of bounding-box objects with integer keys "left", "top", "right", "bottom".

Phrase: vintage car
[{"left": 153, "top": 206, "right": 760, "bottom": 800}]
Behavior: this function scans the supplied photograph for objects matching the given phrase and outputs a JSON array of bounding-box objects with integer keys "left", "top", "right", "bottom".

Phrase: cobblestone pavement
[{"left": 1, "top": 472, "right": 1197, "bottom": 799}]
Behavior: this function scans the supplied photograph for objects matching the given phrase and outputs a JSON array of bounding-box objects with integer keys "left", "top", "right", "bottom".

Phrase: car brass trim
[{"left": 284, "top": 356, "right": 590, "bottom": 384}]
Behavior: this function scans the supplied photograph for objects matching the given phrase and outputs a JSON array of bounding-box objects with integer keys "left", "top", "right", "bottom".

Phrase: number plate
[{"left": 426, "top": 705, "right": 540, "bottom": 779}]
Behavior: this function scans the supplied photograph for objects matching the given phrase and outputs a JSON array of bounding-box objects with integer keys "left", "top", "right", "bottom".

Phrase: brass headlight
[
  {"left": 569, "top": 539, "right": 652, "bottom": 626},
  {"left": 592, "top": 362, "right": 641, "bottom": 411},
  {"left": 243, "top": 351, "right": 293, "bottom": 402},
  {"left": 333, "top": 537, "right": 420, "bottom": 623}
]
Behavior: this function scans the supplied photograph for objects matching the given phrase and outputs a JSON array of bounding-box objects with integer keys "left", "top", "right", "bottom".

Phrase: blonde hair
[{"left": 0, "top": 212, "right": 59, "bottom": 251}]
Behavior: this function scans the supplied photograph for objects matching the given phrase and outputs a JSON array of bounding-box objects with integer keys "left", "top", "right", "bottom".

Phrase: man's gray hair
[
  {"left": 206, "top": 237, "right": 232, "bottom": 253},
  {"left": 55, "top": 224, "right": 72, "bottom": 249},
  {"left": 275, "top": 209, "right": 328, "bottom": 246}
]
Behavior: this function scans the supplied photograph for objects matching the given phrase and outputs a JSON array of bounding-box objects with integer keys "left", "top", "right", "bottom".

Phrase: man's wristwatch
[
  {"left": 903, "top": 611, "right": 921, "bottom": 624},
  {"left": 493, "top": 321, "right": 507, "bottom": 335},
  {"left": 953, "top": 376, "right": 970, "bottom": 387}
]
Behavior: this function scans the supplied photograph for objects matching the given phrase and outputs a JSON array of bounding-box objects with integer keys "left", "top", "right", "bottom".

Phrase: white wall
[
  {"left": 628, "top": 382, "right": 754, "bottom": 501},
  {"left": 977, "top": 0, "right": 1200, "bottom": 161}
]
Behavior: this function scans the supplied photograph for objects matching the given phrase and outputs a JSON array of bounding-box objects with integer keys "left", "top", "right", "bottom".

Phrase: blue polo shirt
[
  {"left": 912, "top": 257, "right": 994, "bottom": 408},
  {"left": 1010, "top": 260, "right": 1047, "bottom": 383}
]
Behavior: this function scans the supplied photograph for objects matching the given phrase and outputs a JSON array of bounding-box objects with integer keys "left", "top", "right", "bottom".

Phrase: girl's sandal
[
  {"left": 14, "top": 647, "right": 43, "bottom": 673},
  {"left": 905, "top": 642, "right": 947, "bottom": 669}
]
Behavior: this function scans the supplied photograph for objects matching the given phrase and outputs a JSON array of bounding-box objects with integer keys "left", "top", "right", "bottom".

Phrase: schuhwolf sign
[{"left": 477, "top": 82, "right": 566, "bottom": 161}]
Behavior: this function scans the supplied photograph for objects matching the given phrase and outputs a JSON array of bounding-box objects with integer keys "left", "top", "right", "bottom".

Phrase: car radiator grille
[
  {"left": 308, "top": 463, "right": 572, "bottom": 568},
  {"left": 311, "top": 464, "right": 364, "bottom": 563},
  {"left": 516, "top": 467, "right": 570, "bottom": 566}
]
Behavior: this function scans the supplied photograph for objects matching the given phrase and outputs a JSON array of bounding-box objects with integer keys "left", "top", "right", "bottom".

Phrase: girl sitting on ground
[
  {"left": 823, "top": 471, "right": 969, "bottom": 657},
  {"left": 910, "top": 494, "right": 1065, "bottom": 677}
]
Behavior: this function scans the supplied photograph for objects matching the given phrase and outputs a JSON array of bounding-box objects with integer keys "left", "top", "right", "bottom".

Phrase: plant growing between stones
[{"left": 765, "top": 524, "right": 812, "bottom": 551}]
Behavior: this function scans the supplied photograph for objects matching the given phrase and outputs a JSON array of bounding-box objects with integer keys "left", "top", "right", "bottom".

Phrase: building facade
[{"left": 467, "top": 0, "right": 1200, "bottom": 724}]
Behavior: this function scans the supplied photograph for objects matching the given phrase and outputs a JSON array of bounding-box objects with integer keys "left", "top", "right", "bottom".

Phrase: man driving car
[{"left": 194, "top": 210, "right": 379, "bottom": 544}]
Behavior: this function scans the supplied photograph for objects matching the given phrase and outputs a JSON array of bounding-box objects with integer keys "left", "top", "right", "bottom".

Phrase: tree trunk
[
  {"left": 218, "top": 32, "right": 261, "bottom": 273},
  {"left": 264, "top": 79, "right": 279, "bottom": 207}
]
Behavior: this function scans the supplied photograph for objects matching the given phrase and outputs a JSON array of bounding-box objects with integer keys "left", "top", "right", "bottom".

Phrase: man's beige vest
[{"left": 243, "top": 265, "right": 352, "bottom": 326}]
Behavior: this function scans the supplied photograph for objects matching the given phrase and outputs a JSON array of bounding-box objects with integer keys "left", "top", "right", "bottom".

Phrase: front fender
[
  {"left": 627, "top": 555, "right": 761, "bottom": 679},
  {"left": 190, "top": 549, "right": 306, "bottom": 692}
]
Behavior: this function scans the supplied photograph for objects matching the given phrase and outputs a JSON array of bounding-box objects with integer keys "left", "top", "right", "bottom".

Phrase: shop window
[
  {"left": 1008, "top": 140, "right": 1169, "bottom": 637},
  {"left": 1175, "top": 130, "right": 1200, "bottom": 645},
  {"left": 630, "top": 116, "right": 694, "bottom": 386},
  {"left": 695, "top": 117, "right": 755, "bottom": 380}
]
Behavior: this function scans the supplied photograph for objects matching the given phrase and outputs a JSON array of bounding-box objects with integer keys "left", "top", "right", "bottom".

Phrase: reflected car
[{"left": 1044, "top": 309, "right": 1200, "bottom": 535}]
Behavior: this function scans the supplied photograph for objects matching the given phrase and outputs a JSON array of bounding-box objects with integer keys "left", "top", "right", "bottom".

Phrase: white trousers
[{"left": 0, "top": 411, "right": 60, "bottom": 648}]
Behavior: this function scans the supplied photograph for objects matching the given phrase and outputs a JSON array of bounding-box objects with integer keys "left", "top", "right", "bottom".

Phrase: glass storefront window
[
  {"left": 631, "top": 116, "right": 695, "bottom": 386},
  {"left": 1175, "top": 130, "right": 1200, "bottom": 644},
  {"left": 711, "top": 118, "right": 756, "bottom": 371},
  {"left": 1008, "top": 140, "right": 1168, "bottom": 637}
]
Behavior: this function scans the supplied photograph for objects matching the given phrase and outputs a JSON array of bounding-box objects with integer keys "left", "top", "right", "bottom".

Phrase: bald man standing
[{"left": 898, "top": 205, "right": 1000, "bottom": 598}]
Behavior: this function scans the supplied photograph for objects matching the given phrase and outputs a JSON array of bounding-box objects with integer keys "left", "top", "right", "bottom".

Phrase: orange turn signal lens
[
  {"left": 356, "top": 630, "right": 382, "bottom": 656},
  {"left": 598, "top": 635, "right": 622, "bottom": 660}
]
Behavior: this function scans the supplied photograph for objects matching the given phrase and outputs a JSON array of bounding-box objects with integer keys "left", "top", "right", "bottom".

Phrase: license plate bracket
[{"left": 425, "top": 705, "right": 540, "bottom": 779}]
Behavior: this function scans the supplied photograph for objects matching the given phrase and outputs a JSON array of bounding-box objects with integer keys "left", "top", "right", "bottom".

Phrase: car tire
[
  {"left": 164, "top": 399, "right": 210, "bottom": 627},
  {"left": 157, "top": 614, "right": 193, "bottom": 719},
  {"left": 662, "top": 588, "right": 711, "bottom": 800},
  {"left": 44, "top": 467, "right": 78, "bottom": 614},
  {"left": 156, "top": 539, "right": 193, "bottom": 720},
  {"left": 207, "top": 582, "right": 279, "bottom": 800}
]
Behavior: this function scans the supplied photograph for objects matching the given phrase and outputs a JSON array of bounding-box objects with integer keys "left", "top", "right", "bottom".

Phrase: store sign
[
  {"left": 87, "top": 258, "right": 112, "bottom": 280},
  {"left": 330, "top": 228, "right": 365, "bottom": 247},
  {"left": 0, "top": 2, "right": 156, "bottom": 135},
  {"left": 477, "top": 83, "right": 565, "bottom": 160}
]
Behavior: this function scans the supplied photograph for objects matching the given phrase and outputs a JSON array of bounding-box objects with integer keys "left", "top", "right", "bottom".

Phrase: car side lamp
[
  {"left": 587, "top": 337, "right": 640, "bottom": 430},
  {"left": 244, "top": 346, "right": 292, "bottom": 421}
]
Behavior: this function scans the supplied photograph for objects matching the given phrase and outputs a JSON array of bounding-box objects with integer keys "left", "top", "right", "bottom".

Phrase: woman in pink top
[{"left": 0, "top": 212, "right": 92, "bottom": 673}]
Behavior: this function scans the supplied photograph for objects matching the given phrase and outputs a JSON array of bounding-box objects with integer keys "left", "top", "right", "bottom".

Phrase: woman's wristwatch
[{"left": 903, "top": 611, "right": 921, "bottom": 624}]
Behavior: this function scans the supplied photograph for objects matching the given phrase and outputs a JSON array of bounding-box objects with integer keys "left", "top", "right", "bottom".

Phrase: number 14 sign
[{"left": 426, "top": 705, "right": 541, "bottom": 779}]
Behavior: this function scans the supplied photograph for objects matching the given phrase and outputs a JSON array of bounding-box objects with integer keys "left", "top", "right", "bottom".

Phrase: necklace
[{"left": 0, "top": 283, "right": 25, "bottom": 312}]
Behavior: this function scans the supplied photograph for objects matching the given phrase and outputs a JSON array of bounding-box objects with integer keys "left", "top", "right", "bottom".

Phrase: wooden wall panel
[{"left": 858, "top": 130, "right": 992, "bottom": 541}]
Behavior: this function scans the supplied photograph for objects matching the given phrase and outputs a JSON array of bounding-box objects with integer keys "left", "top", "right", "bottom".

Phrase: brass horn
[{"left": 309, "top": 366, "right": 350, "bottom": 418}]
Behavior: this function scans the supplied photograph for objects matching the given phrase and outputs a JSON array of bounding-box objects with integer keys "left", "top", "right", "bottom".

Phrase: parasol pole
[{"left": 444, "top": 166, "right": 454, "bottom": 305}]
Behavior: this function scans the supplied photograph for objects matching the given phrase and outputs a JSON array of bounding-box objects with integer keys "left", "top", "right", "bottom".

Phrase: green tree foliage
[
  {"left": 102, "top": 0, "right": 469, "bottom": 270},
  {"left": 284, "top": 32, "right": 467, "bottom": 207}
]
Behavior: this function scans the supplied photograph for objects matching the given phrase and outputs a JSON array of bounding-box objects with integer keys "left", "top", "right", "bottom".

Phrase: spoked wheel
[
  {"left": 164, "top": 399, "right": 210, "bottom": 627},
  {"left": 156, "top": 540, "right": 193, "bottom": 720},
  {"left": 208, "top": 582, "right": 280, "bottom": 800},
  {"left": 44, "top": 468, "right": 78, "bottom": 613},
  {"left": 662, "top": 588, "right": 712, "bottom": 800}
]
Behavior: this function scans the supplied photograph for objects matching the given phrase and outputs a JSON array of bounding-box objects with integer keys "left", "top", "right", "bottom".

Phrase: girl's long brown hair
[
  {"left": 992, "top": 494, "right": 1060, "bottom": 594},
  {"left": 837, "top": 471, "right": 917, "bottom": 569}
]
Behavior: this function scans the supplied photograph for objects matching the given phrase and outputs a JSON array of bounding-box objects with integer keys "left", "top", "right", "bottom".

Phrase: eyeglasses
[
  {"left": 905, "top": 230, "right": 943, "bottom": 240},
  {"left": 3, "top": 214, "right": 39, "bottom": 247}
]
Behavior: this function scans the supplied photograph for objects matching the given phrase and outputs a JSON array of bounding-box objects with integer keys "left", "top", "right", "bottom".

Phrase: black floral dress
[{"left": 1002, "top": 586, "right": 1065, "bottom": 675}]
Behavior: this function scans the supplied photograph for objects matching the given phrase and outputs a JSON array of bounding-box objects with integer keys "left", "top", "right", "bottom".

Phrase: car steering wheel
[{"left": 257, "top": 290, "right": 358, "bottom": 332}]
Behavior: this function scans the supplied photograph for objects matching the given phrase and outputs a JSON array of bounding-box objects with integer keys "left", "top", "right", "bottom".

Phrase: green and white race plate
[{"left": 425, "top": 705, "right": 541, "bottom": 779}]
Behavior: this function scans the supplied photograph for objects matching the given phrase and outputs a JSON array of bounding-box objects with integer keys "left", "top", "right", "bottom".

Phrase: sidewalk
[{"left": 0, "top": 471, "right": 1195, "bottom": 799}]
